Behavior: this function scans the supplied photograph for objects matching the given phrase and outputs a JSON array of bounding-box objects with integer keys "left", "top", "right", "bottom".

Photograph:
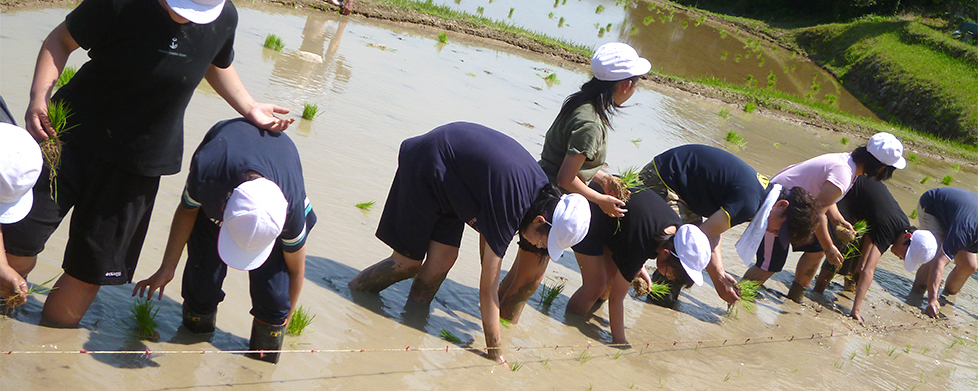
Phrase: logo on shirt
[
  {"left": 105, "top": 271, "right": 122, "bottom": 277},
  {"left": 159, "top": 37, "right": 188, "bottom": 58},
  {"left": 169, "top": 38, "right": 178, "bottom": 49}
]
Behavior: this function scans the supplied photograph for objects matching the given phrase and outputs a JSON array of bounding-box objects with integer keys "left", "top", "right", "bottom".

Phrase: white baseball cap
[
  {"left": 673, "top": 224, "right": 710, "bottom": 286},
  {"left": 165, "top": 0, "right": 226, "bottom": 24},
  {"left": 218, "top": 178, "right": 287, "bottom": 271},
  {"left": 547, "top": 194, "right": 591, "bottom": 261},
  {"left": 590, "top": 42, "right": 652, "bottom": 82},
  {"left": 0, "top": 123, "right": 42, "bottom": 224},
  {"left": 867, "top": 132, "right": 906, "bottom": 169},
  {"left": 903, "top": 230, "right": 938, "bottom": 272}
]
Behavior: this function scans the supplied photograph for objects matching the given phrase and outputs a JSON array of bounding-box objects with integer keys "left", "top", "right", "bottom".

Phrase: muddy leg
[
  {"left": 942, "top": 252, "right": 977, "bottom": 296},
  {"left": 348, "top": 251, "right": 422, "bottom": 293},
  {"left": 742, "top": 266, "right": 775, "bottom": 286},
  {"left": 911, "top": 260, "right": 931, "bottom": 294},
  {"left": 407, "top": 241, "right": 459, "bottom": 304},
  {"left": 498, "top": 248, "right": 549, "bottom": 323},
  {"left": 567, "top": 252, "right": 610, "bottom": 316},
  {"left": 813, "top": 267, "right": 835, "bottom": 294}
]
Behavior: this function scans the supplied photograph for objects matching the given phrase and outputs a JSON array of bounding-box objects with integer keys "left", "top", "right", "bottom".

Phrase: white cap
[
  {"left": 0, "top": 123, "right": 42, "bottom": 224},
  {"left": 867, "top": 132, "right": 906, "bottom": 169},
  {"left": 673, "top": 224, "right": 710, "bottom": 286},
  {"left": 165, "top": 0, "right": 226, "bottom": 24},
  {"left": 903, "top": 230, "right": 938, "bottom": 272},
  {"left": 590, "top": 42, "right": 652, "bottom": 82},
  {"left": 218, "top": 178, "right": 287, "bottom": 271},
  {"left": 547, "top": 194, "right": 591, "bottom": 261}
]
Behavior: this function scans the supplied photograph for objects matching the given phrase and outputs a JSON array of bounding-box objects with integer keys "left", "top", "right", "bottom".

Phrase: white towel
[{"left": 736, "top": 184, "right": 783, "bottom": 268}]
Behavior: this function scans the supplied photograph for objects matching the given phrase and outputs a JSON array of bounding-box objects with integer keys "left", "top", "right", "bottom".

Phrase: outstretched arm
[
  {"left": 204, "top": 64, "right": 294, "bottom": 132},
  {"left": 478, "top": 236, "right": 508, "bottom": 367},
  {"left": 700, "top": 210, "right": 740, "bottom": 304},
  {"left": 132, "top": 205, "right": 198, "bottom": 300},
  {"left": 813, "top": 182, "right": 845, "bottom": 266},
  {"left": 849, "top": 237, "right": 880, "bottom": 322},
  {"left": 282, "top": 245, "right": 307, "bottom": 321}
]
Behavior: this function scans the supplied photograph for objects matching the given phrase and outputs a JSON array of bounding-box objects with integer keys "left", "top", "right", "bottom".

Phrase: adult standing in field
[
  {"left": 0, "top": 123, "right": 43, "bottom": 308},
  {"left": 639, "top": 144, "right": 819, "bottom": 306},
  {"left": 740, "top": 133, "right": 906, "bottom": 303},
  {"left": 812, "top": 176, "right": 936, "bottom": 322},
  {"left": 498, "top": 42, "right": 650, "bottom": 321},
  {"left": 133, "top": 118, "right": 315, "bottom": 363},
  {"left": 348, "top": 122, "right": 591, "bottom": 367},
  {"left": 2, "top": 0, "right": 294, "bottom": 327},
  {"left": 567, "top": 181, "right": 710, "bottom": 344},
  {"left": 898, "top": 187, "right": 977, "bottom": 318}
]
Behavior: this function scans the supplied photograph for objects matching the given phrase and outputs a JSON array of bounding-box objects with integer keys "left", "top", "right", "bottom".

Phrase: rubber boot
[
  {"left": 248, "top": 319, "right": 285, "bottom": 364},
  {"left": 182, "top": 302, "right": 216, "bottom": 334},
  {"left": 787, "top": 281, "right": 807, "bottom": 303}
]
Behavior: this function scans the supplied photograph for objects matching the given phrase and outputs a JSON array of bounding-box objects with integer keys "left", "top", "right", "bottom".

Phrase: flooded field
[{"left": 1, "top": 4, "right": 977, "bottom": 390}]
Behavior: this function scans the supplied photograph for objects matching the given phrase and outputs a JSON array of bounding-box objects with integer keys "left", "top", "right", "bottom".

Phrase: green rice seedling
[
  {"left": 510, "top": 361, "right": 524, "bottom": 371},
  {"left": 840, "top": 136, "right": 850, "bottom": 146},
  {"left": 286, "top": 305, "right": 315, "bottom": 336},
  {"left": 848, "top": 351, "right": 856, "bottom": 360},
  {"left": 745, "top": 74, "right": 754, "bottom": 86},
  {"left": 499, "top": 318, "right": 512, "bottom": 329},
  {"left": 907, "top": 153, "right": 919, "bottom": 163},
  {"left": 941, "top": 175, "right": 953, "bottom": 185},
  {"left": 729, "top": 280, "right": 761, "bottom": 317},
  {"left": 920, "top": 176, "right": 930, "bottom": 184},
  {"left": 744, "top": 102, "right": 757, "bottom": 113},
  {"left": 840, "top": 220, "right": 869, "bottom": 258},
  {"left": 508, "top": 8, "right": 513, "bottom": 18},
  {"left": 718, "top": 108, "right": 730, "bottom": 118},
  {"left": 887, "top": 346, "right": 897, "bottom": 356},
  {"left": 439, "top": 328, "right": 463, "bottom": 344},
  {"left": 558, "top": 17, "right": 565, "bottom": 27},
  {"left": 643, "top": 16, "right": 653, "bottom": 25},
  {"left": 695, "top": 15, "right": 705, "bottom": 26},
  {"left": 824, "top": 94, "right": 838, "bottom": 105},
  {"left": 539, "top": 279, "right": 564, "bottom": 307},
  {"left": 719, "top": 27, "right": 728, "bottom": 39},
  {"left": 630, "top": 26, "right": 638, "bottom": 35},
  {"left": 42, "top": 100, "right": 78, "bottom": 202},
  {"left": 811, "top": 79, "right": 820, "bottom": 92},
  {"left": 3, "top": 273, "right": 60, "bottom": 310},
  {"left": 578, "top": 349, "right": 593, "bottom": 364},
  {"left": 909, "top": 208, "right": 918, "bottom": 219},
  {"left": 355, "top": 201, "right": 376, "bottom": 211},
  {"left": 682, "top": 21, "right": 688, "bottom": 29},
  {"left": 55, "top": 66, "right": 76, "bottom": 89},
  {"left": 598, "top": 27, "right": 606, "bottom": 36},
  {"left": 476, "top": 6, "right": 484, "bottom": 14},
  {"left": 630, "top": 138, "right": 641, "bottom": 147},
  {"left": 542, "top": 72, "right": 560, "bottom": 85},
  {"left": 467, "top": 73, "right": 476, "bottom": 77},
  {"left": 301, "top": 103, "right": 319, "bottom": 120},
  {"left": 549, "top": 12, "right": 554, "bottom": 19},
  {"left": 263, "top": 34, "right": 284, "bottom": 51},
  {"left": 950, "top": 163, "right": 960, "bottom": 172},
  {"left": 773, "top": 142, "right": 781, "bottom": 147},
  {"left": 766, "top": 70, "right": 777, "bottom": 87},
  {"left": 606, "top": 23, "right": 612, "bottom": 31},
  {"left": 725, "top": 130, "right": 745, "bottom": 146},
  {"left": 595, "top": 5, "right": 605, "bottom": 13},
  {"left": 438, "top": 32, "right": 448, "bottom": 44},
  {"left": 905, "top": 344, "right": 911, "bottom": 353},
  {"left": 646, "top": 281, "right": 671, "bottom": 300},
  {"left": 613, "top": 350, "right": 622, "bottom": 359},
  {"left": 720, "top": 50, "right": 728, "bottom": 61},
  {"left": 130, "top": 298, "right": 160, "bottom": 341},
  {"left": 616, "top": 166, "right": 643, "bottom": 190},
  {"left": 865, "top": 343, "right": 873, "bottom": 356},
  {"left": 724, "top": 372, "right": 731, "bottom": 382}
]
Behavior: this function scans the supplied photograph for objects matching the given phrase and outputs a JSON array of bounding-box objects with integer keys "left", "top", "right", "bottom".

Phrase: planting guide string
[{"left": 0, "top": 321, "right": 953, "bottom": 357}]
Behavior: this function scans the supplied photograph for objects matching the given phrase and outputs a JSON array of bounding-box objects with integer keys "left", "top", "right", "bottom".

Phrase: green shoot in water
[
  {"left": 910, "top": 208, "right": 918, "bottom": 219},
  {"left": 646, "top": 281, "right": 671, "bottom": 300},
  {"left": 263, "top": 34, "right": 284, "bottom": 51},
  {"left": 438, "top": 32, "right": 448, "bottom": 44},
  {"left": 841, "top": 220, "right": 870, "bottom": 259},
  {"left": 744, "top": 102, "right": 757, "bottom": 113},
  {"left": 718, "top": 108, "right": 731, "bottom": 118},
  {"left": 539, "top": 279, "right": 565, "bottom": 307},
  {"left": 439, "top": 328, "right": 462, "bottom": 344},
  {"left": 907, "top": 153, "right": 919, "bottom": 163},
  {"left": 578, "top": 349, "right": 593, "bottom": 364},
  {"left": 941, "top": 175, "right": 953, "bottom": 185},
  {"left": 131, "top": 298, "right": 160, "bottom": 341},
  {"left": 725, "top": 130, "right": 745, "bottom": 146},
  {"left": 286, "top": 305, "right": 315, "bottom": 336},
  {"left": 55, "top": 66, "right": 76, "bottom": 89},
  {"left": 595, "top": 5, "right": 605, "bottom": 13},
  {"left": 508, "top": 8, "right": 514, "bottom": 18},
  {"left": 301, "top": 103, "right": 319, "bottom": 120},
  {"left": 510, "top": 361, "right": 524, "bottom": 371},
  {"left": 542, "top": 72, "right": 561, "bottom": 85},
  {"left": 840, "top": 136, "right": 850, "bottom": 146},
  {"left": 630, "top": 138, "right": 642, "bottom": 147},
  {"left": 729, "top": 280, "right": 761, "bottom": 317},
  {"left": 920, "top": 176, "right": 931, "bottom": 184},
  {"left": 950, "top": 163, "right": 961, "bottom": 172},
  {"left": 355, "top": 201, "right": 376, "bottom": 211},
  {"left": 499, "top": 318, "right": 512, "bottom": 329}
]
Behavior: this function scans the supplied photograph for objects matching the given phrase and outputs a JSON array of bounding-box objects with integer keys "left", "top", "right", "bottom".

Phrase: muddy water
[
  {"left": 1, "top": 5, "right": 977, "bottom": 390},
  {"left": 425, "top": 0, "right": 877, "bottom": 119}
]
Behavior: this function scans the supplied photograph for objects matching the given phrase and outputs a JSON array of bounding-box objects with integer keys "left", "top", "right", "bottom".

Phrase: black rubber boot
[
  {"left": 248, "top": 319, "right": 286, "bottom": 364},
  {"left": 182, "top": 302, "right": 216, "bottom": 334},
  {"left": 787, "top": 281, "right": 807, "bottom": 303},
  {"left": 647, "top": 271, "right": 683, "bottom": 309}
]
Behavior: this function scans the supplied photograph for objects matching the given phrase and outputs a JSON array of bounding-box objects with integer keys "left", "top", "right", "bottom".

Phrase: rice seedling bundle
[
  {"left": 130, "top": 298, "right": 160, "bottom": 341},
  {"left": 55, "top": 66, "right": 76, "bottom": 89},
  {"left": 301, "top": 103, "right": 319, "bottom": 120},
  {"left": 728, "top": 280, "right": 761, "bottom": 317},
  {"left": 2, "top": 273, "right": 59, "bottom": 311},
  {"left": 439, "top": 328, "right": 462, "bottom": 344},
  {"left": 263, "top": 34, "right": 284, "bottom": 51},
  {"left": 838, "top": 220, "right": 869, "bottom": 259},
  {"left": 539, "top": 279, "right": 564, "bottom": 307},
  {"left": 612, "top": 166, "right": 644, "bottom": 203},
  {"left": 286, "top": 305, "right": 315, "bottom": 336},
  {"left": 42, "top": 100, "right": 77, "bottom": 202}
]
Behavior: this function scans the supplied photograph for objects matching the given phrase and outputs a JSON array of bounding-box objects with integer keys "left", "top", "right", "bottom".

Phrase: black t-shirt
[
  {"left": 837, "top": 176, "right": 909, "bottom": 253},
  {"left": 55, "top": 0, "right": 237, "bottom": 176},
  {"left": 399, "top": 122, "right": 549, "bottom": 258},
  {"left": 183, "top": 118, "right": 316, "bottom": 253},
  {"left": 573, "top": 182, "right": 681, "bottom": 281},
  {"left": 652, "top": 144, "right": 767, "bottom": 227},
  {"left": 919, "top": 187, "right": 978, "bottom": 258}
]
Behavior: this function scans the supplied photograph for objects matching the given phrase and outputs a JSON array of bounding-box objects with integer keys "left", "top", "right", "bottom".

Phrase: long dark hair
[
  {"left": 518, "top": 184, "right": 563, "bottom": 236},
  {"left": 553, "top": 76, "right": 638, "bottom": 128},
  {"left": 851, "top": 146, "right": 896, "bottom": 181}
]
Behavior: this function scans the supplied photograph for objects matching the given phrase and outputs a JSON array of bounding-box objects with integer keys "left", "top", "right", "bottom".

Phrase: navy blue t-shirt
[
  {"left": 919, "top": 187, "right": 978, "bottom": 259},
  {"left": 183, "top": 118, "right": 316, "bottom": 253},
  {"left": 837, "top": 176, "right": 909, "bottom": 253},
  {"left": 573, "top": 182, "right": 681, "bottom": 281},
  {"left": 57, "top": 0, "right": 236, "bottom": 176},
  {"left": 398, "top": 122, "right": 549, "bottom": 258},
  {"left": 652, "top": 145, "right": 768, "bottom": 227}
]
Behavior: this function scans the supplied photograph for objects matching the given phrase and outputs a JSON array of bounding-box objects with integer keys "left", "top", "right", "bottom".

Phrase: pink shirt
[{"left": 771, "top": 153, "right": 856, "bottom": 202}]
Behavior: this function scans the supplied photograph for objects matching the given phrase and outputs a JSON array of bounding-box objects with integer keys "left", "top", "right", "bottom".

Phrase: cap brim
[
  {"left": 218, "top": 223, "right": 275, "bottom": 271},
  {"left": 165, "top": 0, "right": 225, "bottom": 24},
  {"left": 680, "top": 259, "right": 704, "bottom": 286},
  {"left": 0, "top": 189, "right": 33, "bottom": 224},
  {"left": 903, "top": 256, "right": 917, "bottom": 273},
  {"left": 547, "top": 234, "right": 563, "bottom": 261},
  {"left": 893, "top": 156, "right": 907, "bottom": 169}
]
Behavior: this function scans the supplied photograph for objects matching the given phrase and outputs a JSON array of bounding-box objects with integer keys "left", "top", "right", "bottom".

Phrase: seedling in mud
[
  {"left": 130, "top": 298, "right": 160, "bottom": 341},
  {"left": 355, "top": 201, "right": 376, "bottom": 211},
  {"left": 286, "top": 305, "right": 315, "bottom": 336},
  {"left": 630, "top": 138, "right": 642, "bottom": 147},
  {"left": 907, "top": 153, "right": 919, "bottom": 163},
  {"left": 542, "top": 72, "right": 560, "bottom": 85},
  {"left": 549, "top": 12, "right": 554, "bottom": 19},
  {"left": 510, "top": 361, "right": 524, "bottom": 371},
  {"left": 439, "top": 328, "right": 463, "bottom": 344},
  {"left": 909, "top": 208, "right": 918, "bottom": 219},
  {"left": 2, "top": 273, "right": 60, "bottom": 311},
  {"left": 887, "top": 346, "right": 897, "bottom": 357},
  {"left": 476, "top": 6, "right": 484, "bottom": 14},
  {"left": 508, "top": 8, "right": 513, "bottom": 18},
  {"left": 539, "top": 279, "right": 565, "bottom": 307},
  {"left": 920, "top": 176, "right": 930, "bottom": 184},
  {"left": 950, "top": 163, "right": 961, "bottom": 172},
  {"left": 437, "top": 32, "right": 448, "bottom": 44},
  {"left": 941, "top": 175, "right": 953, "bottom": 185},
  {"left": 301, "top": 103, "right": 319, "bottom": 120},
  {"left": 595, "top": 5, "right": 605, "bottom": 13},
  {"left": 840, "top": 136, "right": 849, "bottom": 146},
  {"left": 558, "top": 17, "right": 565, "bottom": 27},
  {"left": 499, "top": 318, "right": 512, "bottom": 329},
  {"left": 630, "top": 26, "right": 638, "bottom": 35},
  {"left": 263, "top": 34, "right": 284, "bottom": 51},
  {"left": 865, "top": 343, "right": 873, "bottom": 356},
  {"left": 725, "top": 130, "right": 745, "bottom": 146},
  {"left": 744, "top": 102, "right": 757, "bottom": 113},
  {"left": 718, "top": 108, "right": 730, "bottom": 118},
  {"left": 578, "top": 349, "right": 594, "bottom": 364},
  {"left": 42, "top": 100, "right": 78, "bottom": 202},
  {"left": 55, "top": 66, "right": 76, "bottom": 89},
  {"left": 613, "top": 350, "right": 622, "bottom": 360}
]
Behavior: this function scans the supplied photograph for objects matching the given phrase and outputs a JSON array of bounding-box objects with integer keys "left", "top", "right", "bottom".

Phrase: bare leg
[
  {"left": 942, "top": 252, "right": 977, "bottom": 295},
  {"left": 348, "top": 251, "right": 422, "bottom": 293},
  {"left": 41, "top": 273, "right": 100, "bottom": 327},
  {"left": 6, "top": 254, "right": 37, "bottom": 279},
  {"left": 911, "top": 261, "right": 931, "bottom": 294},
  {"left": 567, "top": 252, "right": 610, "bottom": 316},
  {"left": 742, "top": 266, "right": 775, "bottom": 285},
  {"left": 407, "top": 242, "right": 459, "bottom": 304},
  {"left": 498, "top": 248, "right": 549, "bottom": 323},
  {"left": 813, "top": 267, "right": 834, "bottom": 294},
  {"left": 793, "top": 251, "right": 825, "bottom": 288}
]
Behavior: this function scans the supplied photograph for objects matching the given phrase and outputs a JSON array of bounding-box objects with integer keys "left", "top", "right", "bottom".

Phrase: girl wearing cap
[
  {"left": 4, "top": 0, "right": 293, "bottom": 327},
  {"left": 497, "top": 42, "right": 650, "bottom": 322},
  {"left": 567, "top": 182, "right": 710, "bottom": 344},
  {"left": 741, "top": 133, "right": 907, "bottom": 303},
  {"left": 349, "top": 122, "right": 591, "bottom": 367}
]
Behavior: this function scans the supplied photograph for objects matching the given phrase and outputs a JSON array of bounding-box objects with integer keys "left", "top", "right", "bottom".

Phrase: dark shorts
[
  {"left": 2, "top": 146, "right": 159, "bottom": 285},
  {"left": 375, "top": 165, "right": 464, "bottom": 261},
  {"left": 182, "top": 210, "right": 292, "bottom": 325}
]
